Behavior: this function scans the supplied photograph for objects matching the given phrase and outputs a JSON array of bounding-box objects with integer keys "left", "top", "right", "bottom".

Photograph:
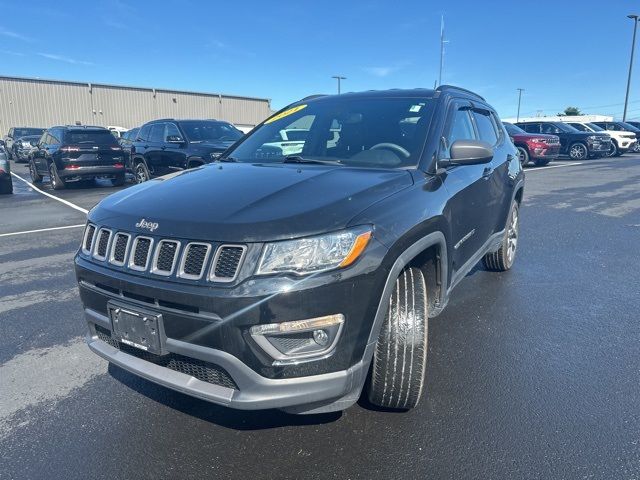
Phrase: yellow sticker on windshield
[{"left": 264, "top": 104, "right": 307, "bottom": 124}]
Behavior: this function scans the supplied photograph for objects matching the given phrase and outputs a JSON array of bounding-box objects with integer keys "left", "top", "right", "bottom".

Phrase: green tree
[{"left": 561, "top": 106, "right": 582, "bottom": 116}]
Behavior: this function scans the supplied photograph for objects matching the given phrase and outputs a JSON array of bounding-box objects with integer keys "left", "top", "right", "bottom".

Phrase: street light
[
  {"left": 516, "top": 88, "right": 524, "bottom": 122},
  {"left": 623, "top": 14, "right": 639, "bottom": 121},
  {"left": 332, "top": 75, "right": 346, "bottom": 94}
]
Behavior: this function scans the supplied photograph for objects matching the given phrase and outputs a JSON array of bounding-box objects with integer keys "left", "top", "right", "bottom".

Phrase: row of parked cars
[
  {"left": 504, "top": 120, "right": 640, "bottom": 167},
  {"left": 2, "top": 114, "right": 640, "bottom": 192},
  {"left": 1, "top": 119, "right": 245, "bottom": 190}
]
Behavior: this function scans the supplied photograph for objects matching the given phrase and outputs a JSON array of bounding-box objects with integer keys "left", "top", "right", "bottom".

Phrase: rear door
[
  {"left": 144, "top": 123, "right": 166, "bottom": 175},
  {"left": 470, "top": 107, "right": 510, "bottom": 235},
  {"left": 161, "top": 122, "right": 187, "bottom": 170},
  {"left": 439, "top": 100, "right": 495, "bottom": 273}
]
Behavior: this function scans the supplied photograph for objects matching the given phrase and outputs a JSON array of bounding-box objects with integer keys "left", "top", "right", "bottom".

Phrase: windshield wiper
[{"left": 282, "top": 155, "right": 342, "bottom": 165}]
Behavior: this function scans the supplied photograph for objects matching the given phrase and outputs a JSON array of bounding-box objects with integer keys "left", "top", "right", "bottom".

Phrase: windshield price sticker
[{"left": 264, "top": 104, "right": 307, "bottom": 124}]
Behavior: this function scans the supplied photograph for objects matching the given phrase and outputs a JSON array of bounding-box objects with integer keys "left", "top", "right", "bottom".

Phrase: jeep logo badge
[{"left": 135, "top": 219, "right": 159, "bottom": 232}]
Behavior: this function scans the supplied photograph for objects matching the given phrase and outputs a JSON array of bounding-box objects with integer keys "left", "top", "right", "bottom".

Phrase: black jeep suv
[
  {"left": 75, "top": 86, "right": 524, "bottom": 413},
  {"left": 29, "top": 126, "right": 126, "bottom": 189},
  {"left": 515, "top": 121, "right": 611, "bottom": 160},
  {"left": 129, "top": 119, "right": 243, "bottom": 183}
]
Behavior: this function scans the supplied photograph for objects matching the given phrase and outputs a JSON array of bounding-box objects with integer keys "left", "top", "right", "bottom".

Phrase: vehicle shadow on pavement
[{"left": 108, "top": 364, "right": 343, "bottom": 430}]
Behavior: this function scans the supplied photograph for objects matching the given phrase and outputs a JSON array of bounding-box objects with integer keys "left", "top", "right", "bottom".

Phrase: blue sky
[{"left": 1, "top": 0, "right": 639, "bottom": 119}]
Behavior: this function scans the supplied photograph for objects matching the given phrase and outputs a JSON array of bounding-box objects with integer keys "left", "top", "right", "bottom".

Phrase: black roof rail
[{"left": 436, "top": 85, "right": 485, "bottom": 101}]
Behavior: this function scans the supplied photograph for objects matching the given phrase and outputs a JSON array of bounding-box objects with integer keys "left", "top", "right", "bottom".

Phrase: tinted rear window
[
  {"left": 14, "top": 128, "right": 45, "bottom": 138},
  {"left": 64, "top": 130, "right": 118, "bottom": 145}
]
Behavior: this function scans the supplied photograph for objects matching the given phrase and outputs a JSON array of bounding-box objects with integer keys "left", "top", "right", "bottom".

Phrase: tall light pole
[
  {"left": 623, "top": 14, "right": 639, "bottom": 121},
  {"left": 332, "top": 75, "right": 346, "bottom": 94},
  {"left": 516, "top": 88, "right": 525, "bottom": 122},
  {"left": 438, "top": 16, "right": 449, "bottom": 87}
]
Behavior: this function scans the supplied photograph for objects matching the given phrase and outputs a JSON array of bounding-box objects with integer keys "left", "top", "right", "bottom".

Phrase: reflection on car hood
[{"left": 91, "top": 163, "right": 413, "bottom": 242}]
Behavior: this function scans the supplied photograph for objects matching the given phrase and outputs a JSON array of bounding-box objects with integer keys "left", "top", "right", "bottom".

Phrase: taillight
[
  {"left": 114, "top": 163, "right": 124, "bottom": 168},
  {"left": 0, "top": 167, "right": 6, "bottom": 174},
  {"left": 110, "top": 146, "right": 122, "bottom": 151},
  {"left": 66, "top": 164, "right": 80, "bottom": 170}
]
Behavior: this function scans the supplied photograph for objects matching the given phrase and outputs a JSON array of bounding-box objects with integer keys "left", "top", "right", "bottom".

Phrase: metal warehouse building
[{"left": 0, "top": 75, "right": 272, "bottom": 134}]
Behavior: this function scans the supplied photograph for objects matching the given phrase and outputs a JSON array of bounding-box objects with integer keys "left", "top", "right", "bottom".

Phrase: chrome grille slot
[
  {"left": 210, "top": 245, "right": 246, "bottom": 282},
  {"left": 178, "top": 243, "right": 211, "bottom": 280},
  {"left": 109, "top": 233, "right": 130, "bottom": 266},
  {"left": 152, "top": 240, "right": 180, "bottom": 276},
  {"left": 128, "top": 236, "right": 153, "bottom": 271},
  {"left": 82, "top": 224, "right": 96, "bottom": 254},
  {"left": 93, "top": 228, "right": 112, "bottom": 261}
]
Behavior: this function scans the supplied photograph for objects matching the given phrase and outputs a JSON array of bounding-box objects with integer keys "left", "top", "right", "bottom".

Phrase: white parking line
[
  {"left": 0, "top": 224, "right": 86, "bottom": 238},
  {"left": 526, "top": 162, "right": 583, "bottom": 172},
  {"left": 10, "top": 172, "right": 89, "bottom": 214}
]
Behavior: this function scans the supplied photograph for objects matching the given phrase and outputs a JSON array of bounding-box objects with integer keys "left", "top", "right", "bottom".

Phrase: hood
[{"left": 90, "top": 163, "right": 413, "bottom": 242}]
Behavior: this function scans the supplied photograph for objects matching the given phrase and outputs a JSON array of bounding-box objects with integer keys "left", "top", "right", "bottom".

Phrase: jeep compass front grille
[
  {"left": 82, "top": 227, "right": 245, "bottom": 283},
  {"left": 179, "top": 243, "right": 210, "bottom": 279}
]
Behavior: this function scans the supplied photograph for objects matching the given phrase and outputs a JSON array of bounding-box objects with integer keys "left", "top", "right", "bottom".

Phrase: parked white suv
[{"left": 566, "top": 122, "right": 636, "bottom": 157}]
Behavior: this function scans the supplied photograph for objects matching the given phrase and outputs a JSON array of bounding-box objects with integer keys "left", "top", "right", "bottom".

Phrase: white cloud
[
  {"left": 37, "top": 53, "right": 95, "bottom": 66},
  {"left": 0, "top": 27, "right": 32, "bottom": 42},
  {"left": 364, "top": 66, "right": 396, "bottom": 77}
]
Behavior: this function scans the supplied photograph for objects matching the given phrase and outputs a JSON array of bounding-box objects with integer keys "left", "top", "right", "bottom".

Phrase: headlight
[
  {"left": 588, "top": 135, "right": 599, "bottom": 141},
  {"left": 210, "top": 152, "right": 222, "bottom": 160},
  {"left": 257, "top": 227, "right": 372, "bottom": 275}
]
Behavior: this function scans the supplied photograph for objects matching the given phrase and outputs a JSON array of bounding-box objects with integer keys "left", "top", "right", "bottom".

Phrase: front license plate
[{"left": 108, "top": 302, "right": 164, "bottom": 355}]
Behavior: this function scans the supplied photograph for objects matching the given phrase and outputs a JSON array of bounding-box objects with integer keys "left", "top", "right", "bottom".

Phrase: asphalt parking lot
[{"left": 1, "top": 156, "right": 640, "bottom": 480}]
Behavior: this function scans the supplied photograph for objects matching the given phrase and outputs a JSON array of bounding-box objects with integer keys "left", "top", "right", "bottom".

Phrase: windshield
[
  {"left": 569, "top": 123, "right": 588, "bottom": 132},
  {"left": 14, "top": 128, "right": 44, "bottom": 138},
  {"left": 64, "top": 130, "right": 119, "bottom": 145},
  {"left": 619, "top": 122, "right": 640, "bottom": 133},
  {"left": 180, "top": 121, "right": 243, "bottom": 142},
  {"left": 503, "top": 123, "right": 525, "bottom": 135},
  {"left": 555, "top": 123, "right": 579, "bottom": 133},
  {"left": 585, "top": 123, "right": 604, "bottom": 131},
  {"left": 225, "top": 97, "right": 435, "bottom": 169}
]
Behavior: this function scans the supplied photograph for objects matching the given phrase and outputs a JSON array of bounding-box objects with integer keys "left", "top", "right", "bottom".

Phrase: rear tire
[
  {"left": 49, "top": 163, "right": 65, "bottom": 190},
  {"left": 483, "top": 201, "right": 519, "bottom": 272},
  {"left": 367, "top": 267, "right": 428, "bottom": 410},
  {"left": 134, "top": 161, "right": 150, "bottom": 184},
  {"left": 29, "top": 160, "right": 42, "bottom": 183}
]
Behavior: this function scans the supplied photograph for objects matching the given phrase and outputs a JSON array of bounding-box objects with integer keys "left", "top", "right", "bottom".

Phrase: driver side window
[{"left": 443, "top": 108, "right": 476, "bottom": 158}]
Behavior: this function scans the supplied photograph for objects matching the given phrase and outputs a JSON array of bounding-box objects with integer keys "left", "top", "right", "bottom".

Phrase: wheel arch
[{"left": 186, "top": 156, "right": 205, "bottom": 169}]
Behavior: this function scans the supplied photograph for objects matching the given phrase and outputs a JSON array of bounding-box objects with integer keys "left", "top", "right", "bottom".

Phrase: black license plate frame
[{"left": 108, "top": 301, "right": 166, "bottom": 355}]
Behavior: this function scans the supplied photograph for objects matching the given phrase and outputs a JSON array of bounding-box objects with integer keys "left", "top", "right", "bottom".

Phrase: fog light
[
  {"left": 250, "top": 314, "right": 344, "bottom": 364},
  {"left": 313, "top": 329, "right": 329, "bottom": 346}
]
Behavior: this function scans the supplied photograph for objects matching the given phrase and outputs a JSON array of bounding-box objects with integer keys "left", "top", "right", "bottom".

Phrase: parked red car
[{"left": 503, "top": 122, "right": 560, "bottom": 166}]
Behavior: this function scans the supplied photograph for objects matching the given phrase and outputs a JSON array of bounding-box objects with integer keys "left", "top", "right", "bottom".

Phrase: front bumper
[
  {"left": 75, "top": 238, "right": 388, "bottom": 411},
  {"left": 529, "top": 144, "right": 560, "bottom": 159},
  {"left": 587, "top": 142, "right": 611, "bottom": 155}
]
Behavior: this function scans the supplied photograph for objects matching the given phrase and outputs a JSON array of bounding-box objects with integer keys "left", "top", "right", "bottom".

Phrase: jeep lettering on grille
[{"left": 135, "top": 218, "right": 159, "bottom": 232}]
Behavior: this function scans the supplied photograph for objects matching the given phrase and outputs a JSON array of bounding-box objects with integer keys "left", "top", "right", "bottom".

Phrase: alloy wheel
[
  {"left": 506, "top": 207, "right": 519, "bottom": 264},
  {"left": 569, "top": 144, "right": 587, "bottom": 160}
]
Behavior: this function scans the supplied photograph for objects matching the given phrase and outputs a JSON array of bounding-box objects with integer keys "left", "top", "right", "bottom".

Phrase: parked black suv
[
  {"left": 515, "top": 121, "right": 611, "bottom": 159},
  {"left": 130, "top": 119, "right": 243, "bottom": 183},
  {"left": 29, "top": 126, "right": 126, "bottom": 190},
  {"left": 75, "top": 86, "right": 524, "bottom": 414},
  {"left": 4, "top": 127, "right": 45, "bottom": 160}
]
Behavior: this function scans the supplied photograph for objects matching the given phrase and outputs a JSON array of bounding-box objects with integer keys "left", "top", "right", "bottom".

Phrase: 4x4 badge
[{"left": 135, "top": 218, "right": 159, "bottom": 232}]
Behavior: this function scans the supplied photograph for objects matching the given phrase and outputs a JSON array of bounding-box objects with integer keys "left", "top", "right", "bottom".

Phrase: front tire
[
  {"left": 367, "top": 267, "right": 428, "bottom": 410},
  {"left": 483, "top": 201, "right": 519, "bottom": 271},
  {"left": 569, "top": 142, "right": 588, "bottom": 160},
  {"left": 29, "top": 160, "right": 42, "bottom": 183},
  {"left": 516, "top": 146, "right": 529, "bottom": 167},
  {"left": 49, "top": 163, "right": 65, "bottom": 190},
  {"left": 607, "top": 141, "right": 618, "bottom": 158}
]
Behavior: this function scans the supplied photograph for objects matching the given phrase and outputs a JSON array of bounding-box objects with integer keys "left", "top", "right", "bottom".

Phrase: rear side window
[
  {"left": 522, "top": 124, "right": 540, "bottom": 133},
  {"left": 138, "top": 125, "right": 151, "bottom": 142},
  {"left": 149, "top": 123, "right": 165, "bottom": 143},
  {"left": 472, "top": 111, "right": 498, "bottom": 145},
  {"left": 64, "top": 130, "right": 118, "bottom": 145}
]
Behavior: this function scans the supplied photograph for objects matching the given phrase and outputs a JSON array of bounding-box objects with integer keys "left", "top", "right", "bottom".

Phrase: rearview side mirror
[{"left": 447, "top": 139, "right": 494, "bottom": 165}]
